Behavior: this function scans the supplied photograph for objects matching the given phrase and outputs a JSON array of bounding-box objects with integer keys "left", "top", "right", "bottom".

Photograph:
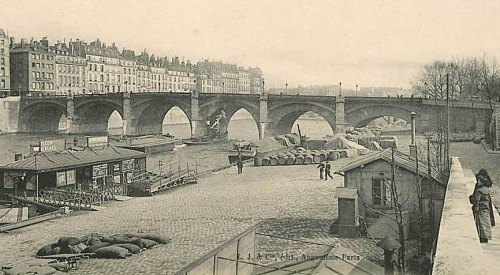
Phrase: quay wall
[
  {"left": 432, "top": 157, "right": 488, "bottom": 275},
  {"left": 0, "top": 96, "right": 19, "bottom": 133}
]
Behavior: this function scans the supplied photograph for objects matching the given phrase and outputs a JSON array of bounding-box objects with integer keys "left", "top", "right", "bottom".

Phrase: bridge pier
[
  {"left": 122, "top": 92, "right": 136, "bottom": 136},
  {"left": 190, "top": 91, "right": 206, "bottom": 138},
  {"left": 259, "top": 93, "right": 270, "bottom": 139},
  {"left": 66, "top": 94, "right": 76, "bottom": 134},
  {"left": 334, "top": 95, "right": 350, "bottom": 133}
]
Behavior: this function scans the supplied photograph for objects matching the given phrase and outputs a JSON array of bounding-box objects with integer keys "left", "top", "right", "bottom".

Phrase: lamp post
[
  {"left": 339, "top": 82, "right": 342, "bottom": 96},
  {"left": 355, "top": 84, "right": 358, "bottom": 97},
  {"left": 410, "top": 112, "right": 417, "bottom": 145},
  {"left": 262, "top": 79, "right": 265, "bottom": 94},
  {"left": 285, "top": 82, "right": 288, "bottom": 93},
  {"left": 125, "top": 81, "right": 128, "bottom": 93}
]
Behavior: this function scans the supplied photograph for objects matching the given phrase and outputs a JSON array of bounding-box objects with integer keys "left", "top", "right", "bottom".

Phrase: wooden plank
[{"left": 0, "top": 210, "right": 63, "bottom": 232}]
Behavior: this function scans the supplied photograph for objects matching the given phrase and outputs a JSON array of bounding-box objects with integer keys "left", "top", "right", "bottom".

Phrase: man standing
[
  {"left": 325, "top": 161, "right": 333, "bottom": 180},
  {"left": 317, "top": 161, "right": 325, "bottom": 180},
  {"left": 237, "top": 159, "right": 243, "bottom": 175}
]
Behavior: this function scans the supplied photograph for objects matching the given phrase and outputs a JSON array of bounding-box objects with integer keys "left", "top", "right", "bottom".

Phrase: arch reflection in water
[
  {"left": 162, "top": 106, "right": 191, "bottom": 139},
  {"left": 227, "top": 108, "right": 259, "bottom": 141},
  {"left": 292, "top": 111, "right": 334, "bottom": 139},
  {"left": 108, "top": 110, "right": 123, "bottom": 135}
]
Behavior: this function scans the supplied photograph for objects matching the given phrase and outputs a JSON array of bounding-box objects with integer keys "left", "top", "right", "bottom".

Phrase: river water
[{"left": 0, "top": 118, "right": 334, "bottom": 173}]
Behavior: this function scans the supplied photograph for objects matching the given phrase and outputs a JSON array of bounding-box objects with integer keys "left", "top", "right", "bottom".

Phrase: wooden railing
[{"left": 37, "top": 189, "right": 104, "bottom": 210}]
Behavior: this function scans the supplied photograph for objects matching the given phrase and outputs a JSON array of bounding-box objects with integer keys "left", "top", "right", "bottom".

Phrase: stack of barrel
[{"left": 256, "top": 148, "right": 341, "bottom": 166}]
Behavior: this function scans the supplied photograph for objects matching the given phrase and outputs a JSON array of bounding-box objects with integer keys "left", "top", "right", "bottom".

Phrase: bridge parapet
[{"left": 432, "top": 157, "right": 488, "bottom": 275}]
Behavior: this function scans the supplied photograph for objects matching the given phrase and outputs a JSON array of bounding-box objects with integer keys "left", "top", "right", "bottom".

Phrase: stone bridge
[{"left": 17, "top": 92, "right": 495, "bottom": 138}]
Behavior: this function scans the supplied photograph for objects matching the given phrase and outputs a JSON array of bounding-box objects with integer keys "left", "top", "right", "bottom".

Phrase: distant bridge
[{"left": 18, "top": 92, "right": 496, "bottom": 138}]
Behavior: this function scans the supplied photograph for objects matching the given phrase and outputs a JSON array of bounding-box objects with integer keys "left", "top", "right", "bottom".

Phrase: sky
[{"left": 2, "top": 0, "right": 500, "bottom": 89}]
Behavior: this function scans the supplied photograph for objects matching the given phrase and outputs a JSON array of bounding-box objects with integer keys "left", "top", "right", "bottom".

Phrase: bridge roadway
[{"left": 17, "top": 91, "right": 496, "bottom": 138}]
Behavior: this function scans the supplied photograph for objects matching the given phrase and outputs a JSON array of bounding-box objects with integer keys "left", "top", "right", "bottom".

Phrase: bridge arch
[
  {"left": 132, "top": 98, "right": 191, "bottom": 136},
  {"left": 19, "top": 102, "right": 67, "bottom": 132},
  {"left": 268, "top": 102, "right": 336, "bottom": 136},
  {"left": 74, "top": 100, "right": 123, "bottom": 134},
  {"left": 346, "top": 105, "right": 415, "bottom": 128},
  {"left": 200, "top": 99, "right": 260, "bottom": 139}
]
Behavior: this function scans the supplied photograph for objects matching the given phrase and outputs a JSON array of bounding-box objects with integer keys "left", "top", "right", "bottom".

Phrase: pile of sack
[{"left": 36, "top": 233, "right": 170, "bottom": 259}]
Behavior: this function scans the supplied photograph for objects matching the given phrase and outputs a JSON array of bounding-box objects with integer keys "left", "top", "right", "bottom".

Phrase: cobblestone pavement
[{"left": 0, "top": 159, "right": 361, "bottom": 275}]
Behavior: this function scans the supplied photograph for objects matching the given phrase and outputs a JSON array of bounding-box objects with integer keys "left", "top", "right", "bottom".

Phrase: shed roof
[
  {"left": 334, "top": 149, "right": 447, "bottom": 185},
  {"left": 0, "top": 147, "right": 145, "bottom": 173}
]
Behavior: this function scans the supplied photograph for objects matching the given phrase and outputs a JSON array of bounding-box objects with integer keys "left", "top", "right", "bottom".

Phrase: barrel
[
  {"left": 278, "top": 154, "right": 288, "bottom": 165},
  {"left": 254, "top": 155, "right": 263, "bottom": 167},
  {"left": 319, "top": 150, "right": 329, "bottom": 161},
  {"left": 304, "top": 154, "right": 313, "bottom": 164},
  {"left": 295, "top": 154, "right": 305, "bottom": 165},
  {"left": 269, "top": 156, "right": 279, "bottom": 166},
  {"left": 262, "top": 157, "right": 270, "bottom": 166},
  {"left": 310, "top": 151, "right": 322, "bottom": 163},
  {"left": 286, "top": 154, "right": 296, "bottom": 165},
  {"left": 328, "top": 150, "right": 339, "bottom": 161}
]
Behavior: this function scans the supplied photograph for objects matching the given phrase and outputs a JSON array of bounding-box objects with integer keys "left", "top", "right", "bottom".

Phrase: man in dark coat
[
  {"left": 324, "top": 161, "right": 333, "bottom": 180},
  {"left": 317, "top": 161, "right": 325, "bottom": 180},
  {"left": 237, "top": 159, "right": 243, "bottom": 174}
]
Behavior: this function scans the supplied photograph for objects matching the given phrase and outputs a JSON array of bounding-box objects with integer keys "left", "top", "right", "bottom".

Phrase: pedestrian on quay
[
  {"left": 324, "top": 160, "right": 333, "bottom": 180},
  {"left": 317, "top": 161, "right": 325, "bottom": 180},
  {"left": 237, "top": 159, "right": 243, "bottom": 175},
  {"left": 470, "top": 169, "right": 495, "bottom": 243}
]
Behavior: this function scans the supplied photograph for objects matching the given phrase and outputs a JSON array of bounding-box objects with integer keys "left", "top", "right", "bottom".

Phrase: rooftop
[
  {"left": 335, "top": 149, "right": 448, "bottom": 185},
  {"left": 0, "top": 146, "right": 145, "bottom": 172}
]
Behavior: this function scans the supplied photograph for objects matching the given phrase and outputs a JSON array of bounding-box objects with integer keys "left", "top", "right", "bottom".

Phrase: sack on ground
[
  {"left": 140, "top": 238, "right": 159, "bottom": 248},
  {"left": 82, "top": 242, "right": 110, "bottom": 253},
  {"left": 57, "top": 237, "right": 81, "bottom": 247},
  {"left": 128, "top": 233, "right": 170, "bottom": 244},
  {"left": 115, "top": 243, "right": 141, "bottom": 254},
  {"left": 94, "top": 246, "right": 129, "bottom": 259},
  {"left": 36, "top": 243, "right": 58, "bottom": 256}
]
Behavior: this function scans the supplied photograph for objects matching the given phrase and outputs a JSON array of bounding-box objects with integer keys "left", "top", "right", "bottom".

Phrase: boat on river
[
  {"left": 182, "top": 135, "right": 227, "bottom": 146},
  {"left": 228, "top": 142, "right": 256, "bottom": 164},
  {"left": 113, "top": 135, "right": 176, "bottom": 154}
]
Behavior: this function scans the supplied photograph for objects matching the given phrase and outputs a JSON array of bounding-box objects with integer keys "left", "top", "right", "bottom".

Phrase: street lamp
[
  {"left": 339, "top": 82, "right": 342, "bottom": 96},
  {"left": 285, "top": 82, "right": 288, "bottom": 93},
  {"left": 355, "top": 84, "right": 358, "bottom": 97},
  {"left": 124, "top": 81, "right": 128, "bottom": 93},
  {"left": 410, "top": 111, "right": 417, "bottom": 145},
  {"left": 262, "top": 79, "right": 265, "bottom": 94}
]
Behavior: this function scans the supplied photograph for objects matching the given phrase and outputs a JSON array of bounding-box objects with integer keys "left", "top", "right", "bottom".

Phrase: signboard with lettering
[
  {"left": 92, "top": 164, "right": 108, "bottom": 178},
  {"left": 66, "top": 170, "right": 76, "bottom": 185},
  {"left": 25, "top": 174, "right": 36, "bottom": 190},
  {"left": 122, "top": 159, "right": 134, "bottom": 172},
  {"left": 56, "top": 171, "right": 66, "bottom": 187},
  {"left": 87, "top": 136, "right": 109, "bottom": 148},
  {"left": 3, "top": 171, "right": 22, "bottom": 189},
  {"left": 39, "top": 139, "right": 65, "bottom": 152}
]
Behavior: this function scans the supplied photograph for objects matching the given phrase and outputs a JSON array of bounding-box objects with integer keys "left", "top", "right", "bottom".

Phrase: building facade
[
  {"left": 10, "top": 38, "right": 56, "bottom": 95},
  {"left": 7, "top": 34, "right": 263, "bottom": 96},
  {"left": 53, "top": 42, "right": 87, "bottom": 95},
  {"left": 0, "top": 28, "right": 10, "bottom": 96}
]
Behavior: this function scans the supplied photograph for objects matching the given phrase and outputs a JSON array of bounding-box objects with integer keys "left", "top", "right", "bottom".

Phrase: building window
[
  {"left": 0, "top": 80, "right": 4, "bottom": 88},
  {"left": 372, "top": 177, "right": 392, "bottom": 206},
  {"left": 0, "top": 49, "right": 4, "bottom": 55}
]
